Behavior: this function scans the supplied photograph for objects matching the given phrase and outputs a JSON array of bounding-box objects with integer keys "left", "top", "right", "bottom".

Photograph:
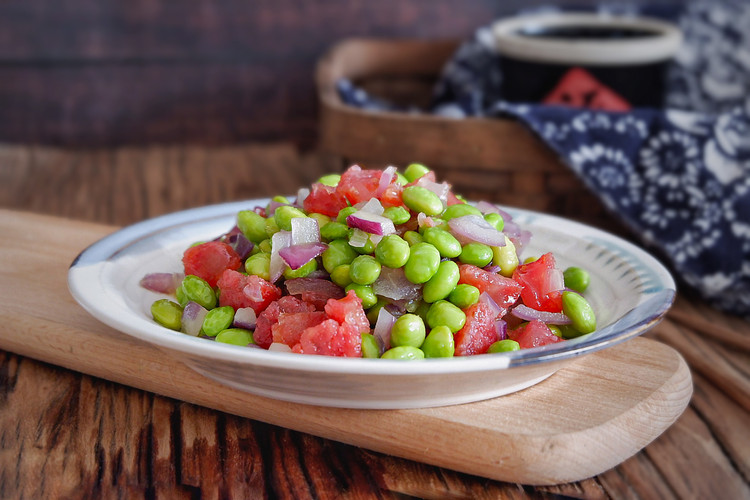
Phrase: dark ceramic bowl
[{"left": 492, "top": 13, "right": 682, "bottom": 108}]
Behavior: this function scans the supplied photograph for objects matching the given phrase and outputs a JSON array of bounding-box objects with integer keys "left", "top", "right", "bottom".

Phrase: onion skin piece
[
  {"left": 511, "top": 304, "right": 571, "bottom": 325},
  {"left": 140, "top": 272, "right": 184, "bottom": 294}
]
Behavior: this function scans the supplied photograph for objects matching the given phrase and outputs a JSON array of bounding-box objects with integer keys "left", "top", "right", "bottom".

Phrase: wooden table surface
[{"left": 1, "top": 143, "right": 748, "bottom": 499}]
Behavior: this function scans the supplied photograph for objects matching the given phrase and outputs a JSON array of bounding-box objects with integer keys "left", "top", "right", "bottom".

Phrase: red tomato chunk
[
  {"left": 513, "top": 253, "right": 563, "bottom": 313},
  {"left": 454, "top": 302, "right": 499, "bottom": 356},
  {"left": 509, "top": 320, "right": 562, "bottom": 349},
  {"left": 182, "top": 241, "right": 241, "bottom": 287}
]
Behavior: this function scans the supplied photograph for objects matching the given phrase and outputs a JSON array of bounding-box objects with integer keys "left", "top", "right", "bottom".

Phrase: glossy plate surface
[{"left": 68, "top": 200, "right": 675, "bottom": 409}]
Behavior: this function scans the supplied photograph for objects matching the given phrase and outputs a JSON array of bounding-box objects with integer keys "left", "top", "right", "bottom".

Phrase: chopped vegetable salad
[{"left": 142, "top": 164, "right": 597, "bottom": 359}]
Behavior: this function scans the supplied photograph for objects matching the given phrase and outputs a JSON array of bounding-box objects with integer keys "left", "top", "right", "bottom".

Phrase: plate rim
[{"left": 68, "top": 199, "right": 676, "bottom": 377}]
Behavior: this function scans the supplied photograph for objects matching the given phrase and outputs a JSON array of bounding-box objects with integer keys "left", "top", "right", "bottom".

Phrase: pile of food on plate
[{"left": 141, "top": 163, "right": 596, "bottom": 359}]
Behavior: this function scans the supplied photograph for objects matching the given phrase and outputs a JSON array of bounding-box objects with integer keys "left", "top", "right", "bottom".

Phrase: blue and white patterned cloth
[{"left": 338, "top": 1, "right": 750, "bottom": 317}]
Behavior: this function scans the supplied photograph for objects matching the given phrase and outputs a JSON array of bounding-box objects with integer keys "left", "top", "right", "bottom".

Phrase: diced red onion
[
  {"left": 140, "top": 272, "right": 184, "bottom": 294},
  {"left": 417, "top": 212, "right": 436, "bottom": 229},
  {"left": 448, "top": 215, "right": 506, "bottom": 247},
  {"left": 296, "top": 187, "right": 310, "bottom": 206},
  {"left": 373, "top": 267, "right": 422, "bottom": 301},
  {"left": 304, "top": 269, "right": 330, "bottom": 280},
  {"left": 511, "top": 304, "right": 571, "bottom": 324},
  {"left": 181, "top": 301, "right": 208, "bottom": 336},
  {"left": 479, "top": 292, "right": 504, "bottom": 319},
  {"left": 268, "top": 342, "right": 293, "bottom": 352},
  {"left": 373, "top": 307, "right": 396, "bottom": 353},
  {"left": 270, "top": 230, "right": 292, "bottom": 283},
  {"left": 347, "top": 211, "right": 395, "bottom": 236},
  {"left": 417, "top": 178, "right": 450, "bottom": 207},
  {"left": 484, "top": 264, "right": 501, "bottom": 274},
  {"left": 285, "top": 278, "right": 345, "bottom": 300},
  {"left": 348, "top": 228, "right": 370, "bottom": 248},
  {"left": 233, "top": 307, "right": 257, "bottom": 330},
  {"left": 266, "top": 200, "right": 289, "bottom": 216},
  {"left": 253, "top": 206, "right": 266, "bottom": 217},
  {"left": 375, "top": 166, "right": 397, "bottom": 198},
  {"left": 495, "top": 207, "right": 515, "bottom": 222},
  {"left": 291, "top": 217, "right": 320, "bottom": 245},
  {"left": 227, "top": 233, "right": 254, "bottom": 260},
  {"left": 384, "top": 302, "right": 405, "bottom": 315},
  {"left": 475, "top": 201, "right": 501, "bottom": 215},
  {"left": 544, "top": 268, "right": 565, "bottom": 295},
  {"left": 279, "top": 242, "right": 328, "bottom": 270},
  {"left": 495, "top": 319, "right": 508, "bottom": 341}
]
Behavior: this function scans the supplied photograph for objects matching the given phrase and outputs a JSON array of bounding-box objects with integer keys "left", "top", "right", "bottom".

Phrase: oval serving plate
[{"left": 68, "top": 200, "right": 675, "bottom": 409}]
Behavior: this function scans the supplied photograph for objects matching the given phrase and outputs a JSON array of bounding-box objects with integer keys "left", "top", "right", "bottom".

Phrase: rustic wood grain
[
  {"left": 0, "top": 0, "right": 547, "bottom": 146},
  {"left": 0, "top": 143, "right": 748, "bottom": 498},
  {"left": 0, "top": 208, "right": 692, "bottom": 486}
]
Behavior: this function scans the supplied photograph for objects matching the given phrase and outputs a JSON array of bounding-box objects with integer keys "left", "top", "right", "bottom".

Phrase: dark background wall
[{"left": 0, "top": 1, "right": 664, "bottom": 148}]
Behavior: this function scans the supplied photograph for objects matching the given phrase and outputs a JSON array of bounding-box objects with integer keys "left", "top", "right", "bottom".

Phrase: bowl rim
[
  {"left": 68, "top": 199, "right": 676, "bottom": 378},
  {"left": 492, "top": 13, "right": 683, "bottom": 66}
]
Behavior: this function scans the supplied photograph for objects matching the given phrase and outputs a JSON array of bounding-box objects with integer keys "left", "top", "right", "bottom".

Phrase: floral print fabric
[{"left": 337, "top": 1, "right": 750, "bottom": 316}]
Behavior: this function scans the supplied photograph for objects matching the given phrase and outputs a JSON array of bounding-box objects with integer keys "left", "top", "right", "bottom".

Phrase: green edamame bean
[
  {"left": 422, "top": 227, "right": 462, "bottom": 258},
  {"left": 322, "top": 239, "right": 358, "bottom": 273},
  {"left": 349, "top": 255, "right": 381, "bottom": 285},
  {"left": 175, "top": 286, "right": 187, "bottom": 307},
  {"left": 421, "top": 325, "right": 455, "bottom": 358},
  {"left": 523, "top": 256, "right": 538, "bottom": 264},
  {"left": 237, "top": 210, "right": 268, "bottom": 243},
  {"left": 390, "top": 314, "right": 426, "bottom": 348},
  {"left": 320, "top": 221, "right": 350, "bottom": 241},
  {"left": 383, "top": 206, "right": 411, "bottom": 225},
  {"left": 215, "top": 328, "right": 254, "bottom": 346},
  {"left": 459, "top": 242, "right": 493, "bottom": 267},
  {"left": 274, "top": 205, "right": 307, "bottom": 232},
  {"left": 202, "top": 306, "right": 235, "bottom": 337},
  {"left": 403, "top": 230, "right": 423, "bottom": 246},
  {"left": 448, "top": 284, "right": 480, "bottom": 309},
  {"left": 396, "top": 172, "right": 409, "bottom": 185},
  {"left": 414, "top": 300, "right": 431, "bottom": 322},
  {"left": 557, "top": 324, "right": 586, "bottom": 339},
  {"left": 422, "top": 260, "right": 460, "bottom": 303},
  {"left": 180, "top": 275, "right": 217, "bottom": 309},
  {"left": 404, "top": 163, "right": 430, "bottom": 182},
  {"left": 366, "top": 297, "right": 388, "bottom": 325},
  {"left": 562, "top": 291, "right": 597, "bottom": 334},
  {"left": 487, "top": 339, "right": 520, "bottom": 353},
  {"left": 336, "top": 206, "right": 358, "bottom": 224},
  {"left": 402, "top": 186, "right": 443, "bottom": 216},
  {"left": 492, "top": 236, "right": 519, "bottom": 277},
  {"left": 374, "top": 234, "right": 410, "bottom": 269},
  {"left": 283, "top": 259, "right": 317, "bottom": 279},
  {"left": 426, "top": 300, "right": 466, "bottom": 333},
  {"left": 245, "top": 252, "right": 271, "bottom": 281},
  {"left": 308, "top": 212, "right": 331, "bottom": 228},
  {"left": 381, "top": 346, "right": 425, "bottom": 360},
  {"left": 361, "top": 333, "right": 380, "bottom": 358},
  {"left": 484, "top": 212, "right": 504, "bottom": 231},
  {"left": 563, "top": 266, "right": 591, "bottom": 293},
  {"left": 258, "top": 239, "right": 272, "bottom": 253},
  {"left": 317, "top": 174, "right": 341, "bottom": 186},
  {"left": 350, "top": 233, "right": 376, "bottom": 254},
  {"left": 265, "top": 217, "right": 280, "bottom": 237},
  {"left": 403, "top": 242, "right": 441, "bottom": 284},
  {"left": 441, "top": 203, "right": 481, "bottom": 221},
  {"left": 548, "top": 325, "right": 564, "bottom": 338},
  {"left": 330, "top": 264, "right": 353, "bottom": 288},
  {"left": 151, "top": 299, "right": 183, "bottom": 331},
  {"left": 345, "top": 284, "right": 378, "bottom": 309}
]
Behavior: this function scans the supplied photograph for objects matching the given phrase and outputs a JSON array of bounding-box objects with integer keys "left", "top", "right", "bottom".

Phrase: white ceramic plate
[{"left": 68, "top": 200, "right": 675, "bottom": 409}]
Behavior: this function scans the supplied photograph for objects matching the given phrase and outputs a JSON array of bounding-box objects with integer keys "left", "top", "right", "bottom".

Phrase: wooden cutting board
[{"left": 0, "top": 209, "right": 692, "bottom": 486}]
